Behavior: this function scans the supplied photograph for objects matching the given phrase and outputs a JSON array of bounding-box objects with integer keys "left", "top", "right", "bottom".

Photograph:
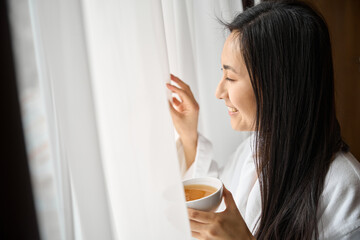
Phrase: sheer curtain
[
  {"left": 81, "top": 0, "right": 189, "bottom": 239},
  {"left": 8, "top": 0, "right": 113, "bottom": 239},
  {"left": 9, "top": 0, "right": 243, "bottom": 239}
]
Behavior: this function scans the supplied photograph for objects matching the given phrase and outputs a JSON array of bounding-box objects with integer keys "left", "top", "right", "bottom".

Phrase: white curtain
[
  {"left": 81, "top": 0, "right": 189, "bottom": 239},
  {"left": 8, "top": 0, "right": 244, "bottom": 239}
]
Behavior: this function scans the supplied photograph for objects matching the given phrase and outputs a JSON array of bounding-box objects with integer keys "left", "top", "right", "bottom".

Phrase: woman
[{"left": 166, "top": 1, "right": 360, "bottom": 240}]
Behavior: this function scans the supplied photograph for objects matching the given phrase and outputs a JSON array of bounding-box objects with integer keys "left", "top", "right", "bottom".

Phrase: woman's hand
[
  {"left": 188, "top": 186, "right": 255, "bottom": 240},
  {"left": 166, "top": 74, "right": 199, "bottom": 142},
  {"left": 166, "top": 74, "right": 199, "bottom": 168}
]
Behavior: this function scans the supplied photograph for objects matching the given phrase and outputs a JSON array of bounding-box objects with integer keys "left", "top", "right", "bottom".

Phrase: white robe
[{"left": 178, "top": 133, "right": 360, "bottom": 239}]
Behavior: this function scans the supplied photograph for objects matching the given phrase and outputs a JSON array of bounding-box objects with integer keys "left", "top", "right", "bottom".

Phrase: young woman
[{"left": 166, "top": 1, "right": 360, "bottom": 240}]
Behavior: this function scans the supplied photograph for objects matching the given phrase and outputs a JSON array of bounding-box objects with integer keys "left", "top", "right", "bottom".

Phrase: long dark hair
[{"left": 224, "top": 1, "right": 348, "bottom": 239}]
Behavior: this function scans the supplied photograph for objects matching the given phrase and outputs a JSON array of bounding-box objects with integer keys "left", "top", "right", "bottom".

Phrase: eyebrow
[{"left": 222, "top": 64, "right": 238, "bottom": 74}]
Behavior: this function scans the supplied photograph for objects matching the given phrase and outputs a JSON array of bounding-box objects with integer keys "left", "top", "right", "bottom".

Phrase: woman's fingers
[
  {"left": 165, "top": 75, "right": 199, "bottom": 143},
  {"left": 188, "top": 208, "right": 215, "bottom": 223},
  {"left": 186, "top": 188, "right": 254, "bottom": 240},
  {"left": 189, "top": 220, "right": 207, "bottom": 232},
  {"left": 191, "top": 231, "right": 202, "bottom": 239},
  {"left": 171, "top": 75, "right": 197, "bottom": 100},
  {"left": 170, "top": 74, "right": 197, "bottom": 99},
  {"left": 172, "top": 97, "right": 181, "bottom": 107},
  {"left": 166, "top": 83, "right": 193, "bottom": 105},
  {"left": 170, "top": 74, "right": 190, "bottom": 90},
  {"left": 168, "top": 100, "right": 181, "bottom": 118}
]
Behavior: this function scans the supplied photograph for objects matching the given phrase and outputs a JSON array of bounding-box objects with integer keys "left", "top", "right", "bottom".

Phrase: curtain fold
[
  {"left": 9, "top": 0, "right": 114, "bottom": 239},
  {"left": 81, "top": 0, "right": 190, "bottom": 239},
  {"left": 8, "top": 0, "right": 69, "bottom": 239}
]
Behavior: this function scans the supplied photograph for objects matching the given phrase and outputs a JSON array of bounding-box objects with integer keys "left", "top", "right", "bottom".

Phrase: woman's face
[{"left": 216, "top": 32, "right": 256, "bottom": 131}]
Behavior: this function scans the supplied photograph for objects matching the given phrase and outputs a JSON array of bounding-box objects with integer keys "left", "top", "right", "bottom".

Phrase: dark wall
[
  {"left": 306, "top": 0, "right": 360, "bottom": 160},
  {"left": 0, "top": 1, "right": 40, "bottom": 239}
]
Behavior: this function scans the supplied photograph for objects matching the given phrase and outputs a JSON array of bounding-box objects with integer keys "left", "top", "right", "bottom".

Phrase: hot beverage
[{"left": 184, "top": 184, "right": 218, "bottom": 201}]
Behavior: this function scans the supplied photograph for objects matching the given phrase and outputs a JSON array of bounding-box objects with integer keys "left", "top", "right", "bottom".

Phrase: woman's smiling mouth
[{"left": 227, "top": 106, "right": 239, "bottom": 115}]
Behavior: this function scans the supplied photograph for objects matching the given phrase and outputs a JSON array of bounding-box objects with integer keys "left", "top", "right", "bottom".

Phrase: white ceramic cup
[{"left": 183, "top": 177, "right": 223, "bottom": 212}]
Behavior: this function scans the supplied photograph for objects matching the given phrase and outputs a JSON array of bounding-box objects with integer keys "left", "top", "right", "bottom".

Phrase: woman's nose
[{"left": 215, "top": 79, "right": 227, "bottom": 99}]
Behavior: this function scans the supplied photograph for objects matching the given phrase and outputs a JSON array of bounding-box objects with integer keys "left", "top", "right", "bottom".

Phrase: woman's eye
[{"left": 225, "top": 77, "right": 235, "bottom": 82}]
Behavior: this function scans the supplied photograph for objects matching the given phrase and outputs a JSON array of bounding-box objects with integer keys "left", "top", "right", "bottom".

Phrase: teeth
[{"left": 228, "top": 107, "right": 238, "bottom": 112}]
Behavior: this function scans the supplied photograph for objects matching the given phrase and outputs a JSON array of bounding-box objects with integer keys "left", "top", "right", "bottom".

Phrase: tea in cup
[{"left": 183, "top": 177, "right": 223, "bottom": 212}]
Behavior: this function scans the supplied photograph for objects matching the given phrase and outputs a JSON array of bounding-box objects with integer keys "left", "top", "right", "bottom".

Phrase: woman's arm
[
  {"left": 167, "top": 75, "right": 254, "bottom": 238},
  {"left": 180, "top": 136, "right": 198, "bottom": 170},
  {"left": 167, "top": 74, "right": 199, "bottom": 170}
]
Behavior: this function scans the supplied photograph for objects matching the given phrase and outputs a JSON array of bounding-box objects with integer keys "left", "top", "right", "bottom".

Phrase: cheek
[{"left": 229, "top": 84, "right": 256, "bottom": 117}]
